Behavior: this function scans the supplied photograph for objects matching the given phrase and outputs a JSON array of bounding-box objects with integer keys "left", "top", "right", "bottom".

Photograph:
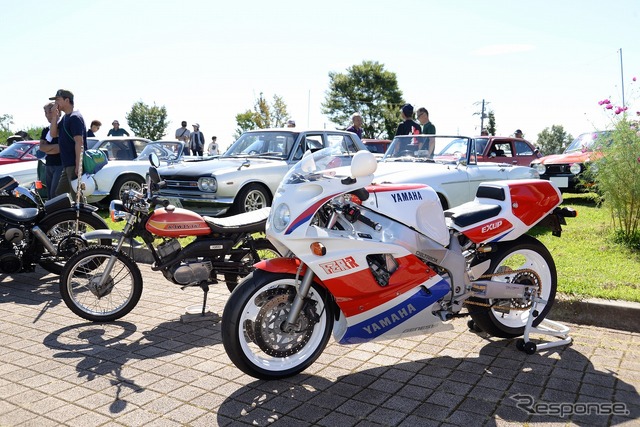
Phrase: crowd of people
[{"left": 174, "top": 121, "right": 218, "bottom": 156}]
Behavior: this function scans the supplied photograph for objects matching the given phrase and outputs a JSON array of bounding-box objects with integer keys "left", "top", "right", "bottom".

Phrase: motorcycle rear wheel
[
  {"left": 222, "top": 271, "right": 334, "bottom": 380},
  {"left": 224, "top": 239, "right": 281, "bottom": 292},
  {"left": 468, "top": 235, "right": 557, "bottom": 338},
  {"left": 38, "top": 211, "right": 110, "bottom": 275},
  {"left": 60, "top": 246, "right": 143, "bottom": 322}
]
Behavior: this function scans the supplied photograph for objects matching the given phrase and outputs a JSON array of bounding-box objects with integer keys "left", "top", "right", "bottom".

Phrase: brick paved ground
[{"left": 0, "top": 265, "right": 638, "bottom": 426}]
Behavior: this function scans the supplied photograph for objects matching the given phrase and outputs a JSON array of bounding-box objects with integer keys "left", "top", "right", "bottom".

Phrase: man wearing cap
[
  {"left": 395, "top": 104, "right": 421, "bottom": 136},
  {"left": 175, "top": 121, "right": 191, "bottom": 155},
  {"left": 514, "top": 129, "right": 524, "bottom": 138},
  {"left": 286, "top": 119, "right": 296, "bottom": 128},
  {"left": 48, "top": 89, "right": 86, "bottom": 197},
  {"left": 189, "top": 123, "right": 205, "bottom": 156},
  {"left": 107, "top": 120, "right": 130, "bottom": 137}
]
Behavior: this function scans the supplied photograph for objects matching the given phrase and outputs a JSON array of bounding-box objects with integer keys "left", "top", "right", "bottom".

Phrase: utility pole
[
  {"left": 473, "top": 99, "right": 489, "bottom": 131},
  {"left": 620, "top": 48, "right": 625, "bottom": 108}
]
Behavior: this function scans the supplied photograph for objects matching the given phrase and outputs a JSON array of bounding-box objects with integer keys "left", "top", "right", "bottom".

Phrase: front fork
[
  {"left": 94, "top": 215, "right": 136, "bottom": 290},
  {"left": 282, "top": 265, "right": 315, "bottom": 333}
]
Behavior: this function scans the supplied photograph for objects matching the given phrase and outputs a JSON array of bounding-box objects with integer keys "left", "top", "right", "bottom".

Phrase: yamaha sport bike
[
  {"left": 59, "top": 155, "right": 280, "bottom": 322},
  {"left": 221, "top": 146, "right": 576, "bottom": 379}
]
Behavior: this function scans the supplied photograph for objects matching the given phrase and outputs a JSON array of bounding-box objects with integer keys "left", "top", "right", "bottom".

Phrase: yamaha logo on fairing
[
  {"left": 391, "top": 191, "right": 423, "bottom": 203},
  {"left": 362, "top": 303, "right": 417, "bottom": 334}
]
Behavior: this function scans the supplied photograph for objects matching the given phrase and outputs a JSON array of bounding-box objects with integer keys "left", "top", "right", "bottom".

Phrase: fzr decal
[{"left": 319, "top": 256, "right": 359, "bottom": 274}]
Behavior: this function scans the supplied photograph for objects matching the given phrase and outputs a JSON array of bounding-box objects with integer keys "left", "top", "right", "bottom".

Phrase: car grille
[
  {"left": 545, "top": 164, "right": 573, "bottom": 175},
  {"left": 164, "top": 179, "right": 200, "bottom": 192}
]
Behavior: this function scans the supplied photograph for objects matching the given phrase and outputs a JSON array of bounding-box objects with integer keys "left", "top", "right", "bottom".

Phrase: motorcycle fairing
[
  {"left": 284, "top": 193, "right": 339, "bottom": 235},
  {"left": 334, "top": 274, "right": 452, "bottom": 344},
  {"left": 446, "top": 179, "right": 562, "bottom": 244}
]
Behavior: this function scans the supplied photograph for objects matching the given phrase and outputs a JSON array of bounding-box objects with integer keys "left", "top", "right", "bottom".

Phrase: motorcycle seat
[
  {"left": 445, "top": 202, "right": 501, "bottom": 228},
  {"left": 203, "top": 207, "right": 271, "bottom": 234},
  {"left": 0, "top": 207, "right": 39, "bottom": 222}
]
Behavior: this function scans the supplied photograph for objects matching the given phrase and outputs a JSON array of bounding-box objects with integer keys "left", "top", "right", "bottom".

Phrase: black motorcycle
[{"left": 0, "top": 175, "right": 109, "bottom": 275}]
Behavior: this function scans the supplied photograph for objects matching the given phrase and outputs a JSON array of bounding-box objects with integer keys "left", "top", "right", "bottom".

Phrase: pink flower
[
  {"left": 598, "top": 100, "right": 604, "bottom": 105},
  {"left": 634, "top": 77, "right": 637, "bottom": 82},
  {"left": 637, "top": 111, "right": 640, "bottom": 116},
  {"left": 606, "top": 104, "right": 614, "bottom": 109},
  {"left": 604, "top": 99, "right": 611, "bottom": 104}
]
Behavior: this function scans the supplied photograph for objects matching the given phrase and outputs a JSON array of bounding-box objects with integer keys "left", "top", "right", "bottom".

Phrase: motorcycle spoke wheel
[
  {"left": 222, "top": 273, "right": 333, "bottom": 380},
  {"left": 60, "top": 246, "right": 143, "bottom": 322},
  {"left": 38, "top": 212, "right": 109, "bottom": 275}
]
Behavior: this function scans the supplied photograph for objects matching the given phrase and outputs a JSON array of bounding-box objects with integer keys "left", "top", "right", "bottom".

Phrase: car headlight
[
  {"left": 198, "top": 177, "right": 217, "bottom": 192},
  {"left": 535, "top": 163, "right": 546, "bottom": 175},
  {"left": 569, "top": 163, "right": 582, "bottom": 175},
  {"left": 271, "top": 203, "right": 291, "bottom": 232}
]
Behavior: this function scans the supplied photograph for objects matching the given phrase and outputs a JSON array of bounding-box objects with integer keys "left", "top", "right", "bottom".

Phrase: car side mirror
[{"left": 149, "top": 152, "right": 160, "bottom": 167}]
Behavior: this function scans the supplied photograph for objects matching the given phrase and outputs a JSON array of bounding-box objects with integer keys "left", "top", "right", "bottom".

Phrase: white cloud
[{"left": 473, "top": 44, "right": 536, "bottom": 56}]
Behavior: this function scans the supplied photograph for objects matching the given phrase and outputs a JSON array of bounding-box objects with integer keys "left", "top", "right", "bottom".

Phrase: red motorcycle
[{"left": 59, "top": 158, "right": 279, "bottom": 322}]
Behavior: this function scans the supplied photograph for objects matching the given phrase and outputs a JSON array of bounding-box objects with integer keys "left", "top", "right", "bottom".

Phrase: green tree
[
  {"left": 322, "top": 60, "right": 404, "bottom": 140},
  {"left": 1, "top": 114, "right": 15, "bottom": 143},
  {"left": 536, "top": 125, "right": 573, "bottom": 155},
  {"left": 234, "top": 93, "right": 290, "bottom": 138},
  {"left": 487, "top": 111, "right": 496, "bottom": 135},
  {"left": 594, "top": 117, "right": 640, "bottom": 246},
  {"left": 125, "top": 101, "right": 169, "bottom": 140}
]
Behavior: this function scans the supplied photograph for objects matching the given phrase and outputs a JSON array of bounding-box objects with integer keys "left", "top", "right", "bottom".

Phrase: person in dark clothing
[
  {"left": 190, "top": 123, "right": 205, "bottom": 156},
  {"left": 87, "top": 120, "right": 101, "bottom": 137},
  {"left": 346, "top": 112, "right": 364, "bottom": 139},
  {"left": 395, "top": 104, "right": 421, "bottom": 136},
  {"left": 416, "top": 107, "right": 436, "bottom": 135},
  {"left": 39, "top": 102, "right": 63, "bottom": 199},
  {"left": 49, "top": 89, "right": 86, "bottom": 198}
]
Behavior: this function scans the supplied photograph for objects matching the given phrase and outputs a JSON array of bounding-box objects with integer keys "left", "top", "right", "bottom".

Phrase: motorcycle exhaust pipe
[
  {"left": 32, "top": 226, "right": 57, "bottom": 256},
  {"left": 471, "top": 280, "right": 533, "bottom": 300}
]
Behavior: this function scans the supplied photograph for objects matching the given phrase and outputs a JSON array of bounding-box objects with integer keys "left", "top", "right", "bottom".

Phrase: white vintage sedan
[
  {"left": 82, "top": 140, "right": 189, "bottom": 203},
  {"left": 373, "top": 135, "right": 540, "bottom": 209}
]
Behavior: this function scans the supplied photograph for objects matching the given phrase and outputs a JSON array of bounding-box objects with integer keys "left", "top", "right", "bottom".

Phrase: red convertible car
[
  {"left": 0, "top": 141, "right": 40, "bottom": 165},
  {"left": 474, "top": 136, "right": 541, "bottom": 166}
]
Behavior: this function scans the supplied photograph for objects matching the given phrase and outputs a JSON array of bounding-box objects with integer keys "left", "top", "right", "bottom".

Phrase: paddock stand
[
  {"left": 467, "top": 296, "right": 572, "bottom": 354},
  {"left": 516, "top": 296, "right": 572, "bottom": 354}
]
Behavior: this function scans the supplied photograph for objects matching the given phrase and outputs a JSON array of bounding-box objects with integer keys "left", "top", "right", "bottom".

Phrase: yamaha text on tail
[
  {"left": 0, "top": 175, "right": 109, "bottom": 275},
  {"left": 59, "top": 154, "right": 280, "bottom": 322},
  {"left": 221, "top": 145, "right": 576, "bottom": 380}
]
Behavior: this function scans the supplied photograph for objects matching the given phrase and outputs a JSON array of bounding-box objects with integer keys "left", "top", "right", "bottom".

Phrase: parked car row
[{"left": 4, "top": 129, "right": 607, "bottom": 212}]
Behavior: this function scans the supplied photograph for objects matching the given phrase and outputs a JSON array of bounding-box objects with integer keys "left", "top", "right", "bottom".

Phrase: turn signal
[
  {"left": 310, "top": 242, "right": 326, "bottom": 256},
  {"left": 35, "top": 180, "right": 43, "bottom": 190}
]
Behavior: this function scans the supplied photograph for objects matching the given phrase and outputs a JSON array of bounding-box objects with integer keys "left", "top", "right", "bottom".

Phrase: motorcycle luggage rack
[{"left": 516, "top": 296, "right": 572, "bottom": 354}]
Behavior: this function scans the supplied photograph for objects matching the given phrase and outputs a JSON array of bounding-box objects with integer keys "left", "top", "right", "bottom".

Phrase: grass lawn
[
  {"left": 98, "top": 192, "right": 640, "bottom": 303},
  {"left": 533, "top": 192, "right": 640, "bottom": 302}
]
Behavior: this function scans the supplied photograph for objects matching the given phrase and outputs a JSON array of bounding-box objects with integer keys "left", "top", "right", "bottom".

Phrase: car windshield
[
  {"left": 224, "top": 131, "right": 298, "bottom": 159},
  {"left": 565, "top": 131, "right": 611, "bottom": 153},
  {"left": 137, "top": 142, "right": 181, "bottom": 162},
  {"left": 0, "top": 142, "right": 34, "bottom": 159},
  {"left": 282, "top": 146, "right": 353, "bottom": 185},
  {"left": 382, "top": 136, "right": 470, "bottom": 164}
]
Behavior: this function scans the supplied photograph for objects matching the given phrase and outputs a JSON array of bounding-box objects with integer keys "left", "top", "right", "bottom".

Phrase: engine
[
  {"left": 169, "top": 260, "right": 213, "bottom": 285},
  {"left": 0, "top": 224, "right": 28, "bottom": 274},
  {"left": 0, "top": 249, "right": 22, "bottom": 274}
]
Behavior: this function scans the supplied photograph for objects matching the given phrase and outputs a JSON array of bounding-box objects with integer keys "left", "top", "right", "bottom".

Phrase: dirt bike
[
  {"left": 0, "top": 175, "right": 109, "bottom": 275},
  {"left": 221, "top": 146, "right": 577, "bottom": 380},
  {"left": 59, "top": 155, "right": 280, "bottom": 322}
]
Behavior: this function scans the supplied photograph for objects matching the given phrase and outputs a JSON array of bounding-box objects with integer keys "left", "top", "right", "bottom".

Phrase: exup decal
[
  {"left": 391, "top": 191, "right": 423, "bottom": 203},
  {"left": 319, "top": 256, "right": 359, "bottom": 274},
  {"left": 481, "top": 220, "right": 503, "bottom": 234}
]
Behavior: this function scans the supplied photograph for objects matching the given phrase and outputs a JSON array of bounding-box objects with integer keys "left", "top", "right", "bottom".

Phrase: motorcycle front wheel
[
  {"left": 60, "top": 246, "right": 143, "bottom": 322},
  {"left": 224, "top": 238, "right": 281, "bottom": 292},
  {"left": 38, "top": 211, "right": 110, "bottom": 275},
  {"left": 222, "top": 271, "right": 334, "bottom": 380},
  {"left": 468, "top": 235, "right": 557, "bottom": 338}
]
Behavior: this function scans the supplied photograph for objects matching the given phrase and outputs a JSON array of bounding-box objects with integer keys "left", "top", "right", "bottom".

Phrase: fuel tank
[
  {"left": 364, "top": 183, "right": 449, "bottom": 246},
  {"left": 146, "top": 207, "right": 211, "bottom": 237}
]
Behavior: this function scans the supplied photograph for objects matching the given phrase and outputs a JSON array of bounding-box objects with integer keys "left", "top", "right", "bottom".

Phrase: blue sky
[{"left": 3, "top": 0, "right": 639, "bottom": 150}]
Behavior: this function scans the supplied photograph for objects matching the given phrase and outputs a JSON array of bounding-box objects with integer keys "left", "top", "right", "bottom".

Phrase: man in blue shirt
[{"left": 49, "top": 89, "right": 86, "bottom": 197}]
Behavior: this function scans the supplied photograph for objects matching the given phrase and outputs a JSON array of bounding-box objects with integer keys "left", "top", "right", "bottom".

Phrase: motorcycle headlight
[
  {"left": 535, "top": 163, "right": 546, "bottom": 175},
  {"left": 569, "top": 163, "right": 582, "bottom": 175},
  {"left": 271, "top": 203, "right": 291, "bottom": 232},
  {"left": 198, "top": 177, "right": 217, "bottom": 192}
]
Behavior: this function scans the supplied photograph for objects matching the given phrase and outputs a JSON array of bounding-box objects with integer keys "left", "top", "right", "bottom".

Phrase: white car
[
  {"left": 82, "top": 140, "right": 188, "bottom": 203},
  {"left": 373, "top": 135, "right": 540, "bottom": 209},
  {"left": 2, "top": 160, "right": 38, "bottom": 186}
]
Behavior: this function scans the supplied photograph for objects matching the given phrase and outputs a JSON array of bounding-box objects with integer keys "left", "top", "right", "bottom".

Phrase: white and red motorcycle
[{"left": 221, "top": 147, "right": 576, "bottom": 380}]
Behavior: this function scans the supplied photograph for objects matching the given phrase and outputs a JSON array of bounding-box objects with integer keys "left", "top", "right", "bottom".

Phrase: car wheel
[
  {"left": 233, "top": 183, "right": 271, "bottom": 214},
  {"left": 110, "top": 175, "right": 144, "bottom": 201}
]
